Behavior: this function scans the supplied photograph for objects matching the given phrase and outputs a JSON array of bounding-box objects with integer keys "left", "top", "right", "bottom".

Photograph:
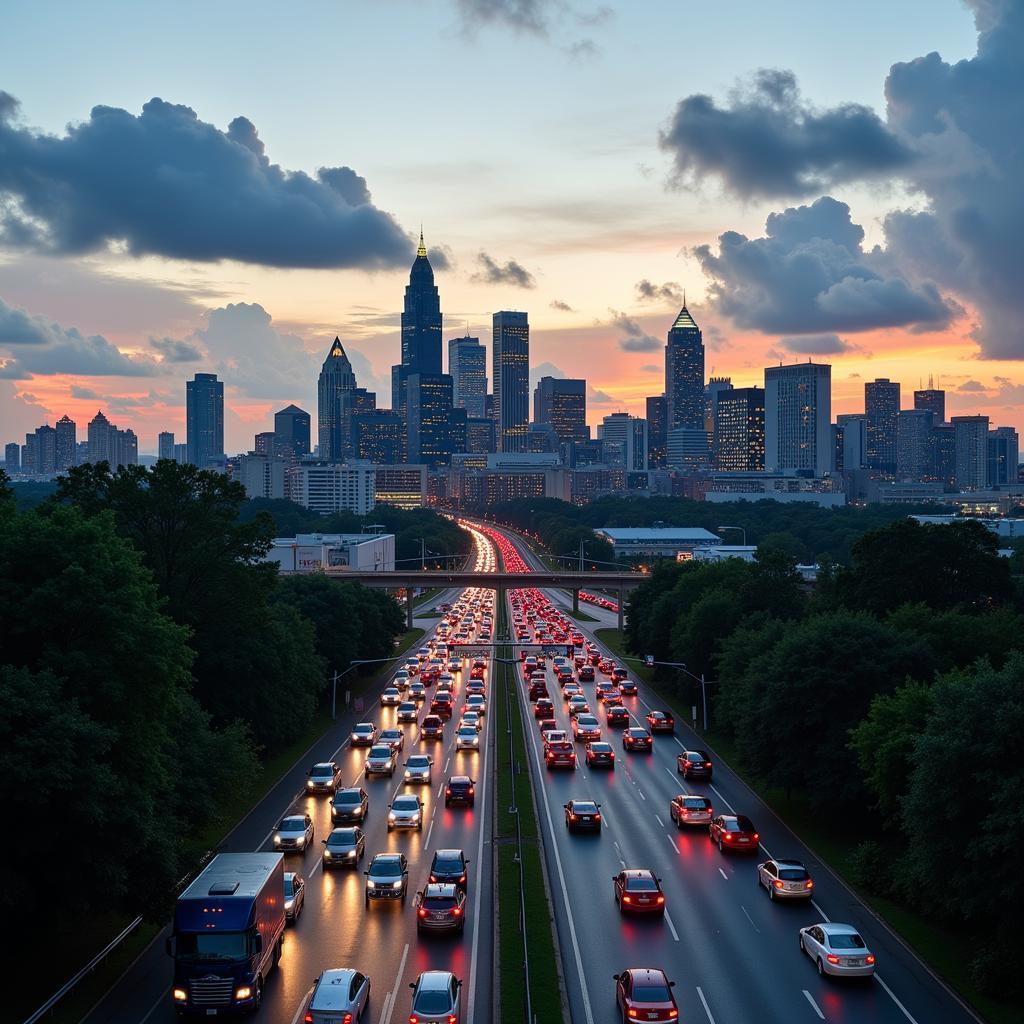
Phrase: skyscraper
[
  {"left": 764, "top": 362, "right": 832, "bottom": 476},
  {"left": 665, "top": 302, "right": 705, "bottom": 429},
  {"left": 55, "top": 414, "right": 77, "bottom": 471},
  {"left": 353, "top": 411, "right": 406, "bottom": 464},
  {"left": 448, "top": 336, "right": 487, "bottom": 419},
  {"left": 88, "top": 411, "right": 115, "bottom": 466},
  {"left": 392, "top": 232, "right": 442, "bottom": 414},
  {"left": 645, "top": 395, "right": 667, "bottom": 469},
  {"left": 836, "top": 413, "right": 868, "bottom": 472},
  {"left": 407, "top": 372, "right": 454, "bottom": 466},
  {"left": 5, "top": 442, "right": 20, "bottom": 474},
  {"left": 714, "top": 387, "right": 764, "bottom": 471},
  {"left": 493, "top": 311, "right": 529, "bottom": 453},
  {"left": 952, "top": 415, "right": 989, "bottom": 490},
  {"left": 318, "top": 337, "right": 356, "bottom": 461},
  {"left": 274, "top": 404, "right": 311, "bottom": 458},
  {"left": 896, "top": 409, "right": 934, "bottom": 480},
  {"left": 865, "top": 378, "right": 900, "bottom": 473},
  {"left": 186, "top": 372, "right": 224, "bottom": 468},
  {"left": 600, "top": 413, "right": 648, "bottom": 471},
  {"left": 158, "top": 431, "right": 175, "bottom": 461},
  {"left": 704, "top": 376, "right": 733, "bottom": 435},
  {"left": 533, "top": 377, "right": 587, "bottom": 445},
  {"left": 914, "top": 385, "right": 945, "bottom": 423},
  {"left": 988, "top": 427, "right": 1019, "bottom": 487}
]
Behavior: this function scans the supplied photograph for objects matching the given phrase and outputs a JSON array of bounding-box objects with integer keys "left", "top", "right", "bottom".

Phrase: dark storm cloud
[
  {"left": 610, "top": 310, "right": 660, "bottom": 352},
  {"left": 0, "top": 93, "right": 411, "bottom": 269},
  {"left": 660, "top": 69, "right": 913, "bottom": 199},
  {"left": 692, "top": 197, "right": 956, "bottom": 335},
  {"left": 470, "top": 252, "right": 537, "bottom": 288},
  {"left": 778, "top": 333, "right": 854, "bottom": 355},
  {"left": 427, "top": 245, "right": 455, "bottom": 271},
  {"left": 635, "top": 279, "right": 682, "bottom": 305}
]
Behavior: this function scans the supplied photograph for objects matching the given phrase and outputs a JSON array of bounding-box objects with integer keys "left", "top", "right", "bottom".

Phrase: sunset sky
[{"left": 2, "top": 0, "right": 1023, "bottom": 452}]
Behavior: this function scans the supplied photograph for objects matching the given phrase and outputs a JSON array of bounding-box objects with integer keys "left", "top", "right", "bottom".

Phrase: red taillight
[
  {"left": 866, "top": 954, "right": 876, "bottom": 964},
  {"left": 826, "top": 954, "right": 840, "bottom": 965},
  {"left": 752, "top": 834, "right": 759, "bottom": 841},
  {"left": 704, "top": 762, "right": 712, "bottom": 768},
  {"left": 445, "top": 788, "right": 452, "bottom": 795},
  {"left": 569, "top": 813, "right": 577, "bottom": 820},
  {"left": 458, "top": 875, "right": 466, "bottom": 883},
  {"left": 805, "top": 880, "right": 814, "bottom": 889},
  {"left": 669, "top": 1012, "right": 679, "bottom": 1020},
  {"left": 418, "top": 907, "right": 427, "bottom": 918},
  {"left": 773, "top": 879, "right": 784, "bottom": 889},
  {"left": 724, "top": 832, "right": 733, "bottom": 841},
  {"left": 622, "top": 895, "right": 632, "bottom": 903},
  {"left": 304, "top": 1015, "right": 313, "bottom": 1023},
  {"left": 468, "top": 786, "right": 474, "bottom": 793},
  {"left": 656, "top": 895, "right": 665, "bottom": 903},
  {"left": 453, "top": 906, "right": 463, "bottom": 916},
  {"left": 409, "top": 1016, "right": 419, "bottom": 1024},
  {"left": 594, "top": 813, "right": 601, "bottom": 821},
  {"left": 343, "top": 1015, "right": 352, "bottom": 1024}
]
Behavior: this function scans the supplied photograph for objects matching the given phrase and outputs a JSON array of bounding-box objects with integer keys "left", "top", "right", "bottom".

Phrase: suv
[
  {"left": 364, "top": 744, "right": 397, "bottom": 777},
  {"left": 331, "top": 787, "right": 369, "bottom": 824},
  {"left": 429, "top": 848, "right": 470, "bottom": 890},
  {"left": 677, "top": 749, "right": 713, "bottom": 780},
  {"left": 709, "top": 814, "right": 760, "bottom": 853},
  {"left": 408, "top": 971, "right": 462, "bottom": 1024},
  {"left": 445, "top": 776, "right": 475, "bottom": 807},
  {"left": 420, "top": 715, "right": 444, "bottom": 741},
  {"left": 364, "top": 852, "right": 409, "bottom": 905},
  {"left": 416, "top": 884, "right": 467, "bottom": 935}
]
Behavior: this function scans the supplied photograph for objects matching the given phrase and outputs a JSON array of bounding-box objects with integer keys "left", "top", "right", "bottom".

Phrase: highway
[
  {"left": 84, "top": 525, "right": 499, "bottom": 1024},
  {"left": 485, "top": 522, "right": 979, "bottom": 1024}
]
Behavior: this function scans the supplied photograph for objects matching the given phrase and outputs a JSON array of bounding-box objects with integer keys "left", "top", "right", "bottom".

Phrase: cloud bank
[{"left": 470, "top": 251, "right": 537, "bottom": 288}]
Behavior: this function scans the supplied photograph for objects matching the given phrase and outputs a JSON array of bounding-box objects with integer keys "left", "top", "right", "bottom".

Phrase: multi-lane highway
[
  {"left": 85, "top": 524, "right": 499, "bottom": 1024},
  {"left": 480, "top": 522, "right": 979, "bottom": 1024}
]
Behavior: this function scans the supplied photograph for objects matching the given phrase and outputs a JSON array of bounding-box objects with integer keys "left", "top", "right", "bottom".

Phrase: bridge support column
[
  {"left": 572, "top": 588, "right": 579, "bottom": 615},
  {"left": 617, "top": 588, "right": 624, "bottom": 632},
  {"left": 407, "top": 586, "right": 415, "bottom": 630}
]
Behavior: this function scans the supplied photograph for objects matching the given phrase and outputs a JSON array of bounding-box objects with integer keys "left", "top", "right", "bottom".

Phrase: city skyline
[{"left": 3, "top": 2, "right": 1023, "bottom": 451}]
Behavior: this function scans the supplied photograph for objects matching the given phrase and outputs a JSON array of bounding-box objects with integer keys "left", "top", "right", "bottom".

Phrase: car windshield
[
  {"left": 284, "top": 878, "right": 296, "bottom": 897},
  {"left": 279, "top": 817, "right": 305, "bottom": 830},
  {"left": 628, "top": 730, "right": 646, "bottom": 738},
  {"left": 735, "top": 817, "right": 755, "bottom": 831},
  {"left": 779, "top": 867, "right": 808, "bottom": 880},
  {"left": 355, "top": 725, "right": 373, "bottom": 733},
  {"left": 311, "top": 766, "right": 333, "bottom": 777},
  {"left": 828, "top": 932, "right": 866, "bottom": 950},
  {"left": 369, "top": 746, "right": 390, "bottom": 757},
  {"left": 685, "top": 753, "right": 702, "bottom": 762},
  {"left": 578, "top": 717, "right": 597, "bottom": 726},
  {"left": 414, "top": 992, "right": 452, "bottom": 1014},
  {"left": 327, "top": 830, "right": 355, "bottom": 846},
  {"left": 408, "top": 757, "right": 429, "bottom": 767},
  {"left": 573, "top": 802, "right": 598, "bottom": 813},
  {"left": 335, "top": 792, "right": 360, "bottom": 805},
  {"left": 381, "top": 730, "right": 400, "bottom": 738},
  {"left": 176, "top": 932, "right": 248, "bottom": 962},
  {"left": 632, "top": 982, "right": 671, "bottom": 1002},
  {"left": 628, "top": 877, "right": 658, "bottom": 891},
  {"left": 458, "top": 728, "right": 476, "bottom": 736},
  {"left": 372, "top": 859, "right": 402, "bottom": 877},
  {"left": 393, "top": 797, "right": 419, "bottom": 810}
]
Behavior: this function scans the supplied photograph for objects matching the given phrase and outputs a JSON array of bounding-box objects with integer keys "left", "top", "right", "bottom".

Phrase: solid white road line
[
  {"left": 378, "top": 942, "right": 410, "bottom": 1024},
  {"left": 696, "top": 986, "right": 717, "bottom": 1024},
  {"left": 740, "top": 904, "right": 760, "bottom": 933},
  {"left": 664, "top": 908, "right": 680, "bottom": 941},
  {"left": 875, "top": 975, "right": 921, "bottom": 1024},
  {"left": 802, "top": 989, "right": 825, "bottom": 1019},
  {"left": 810, "top": 899, "right": 830, "bottom": 922},
  {"left": 709, "top": 783, "right": 736, "bottom": 814},
  {"left": 288, "top": 985, "right": 315, "bottom": 1024},
  {"left": 466, "top": 666, "right": 492, "bottom": 1024},
  {"left": 718, "top": 868, "right": 729, "bottom": 880},
  {"left": 139, "top": 985, "right": 172, "bottom": 1024}
]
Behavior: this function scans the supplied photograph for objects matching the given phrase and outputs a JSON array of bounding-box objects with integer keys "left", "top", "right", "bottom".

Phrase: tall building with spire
[
  {"left": 318, "top": 337, "right": 357, "bottom": 461},
  {"left": 392, "top": 231, "right": 442, "bottom": 414},
  {"left": 665, "top": 299, "right": 705, "bottom": 430}
]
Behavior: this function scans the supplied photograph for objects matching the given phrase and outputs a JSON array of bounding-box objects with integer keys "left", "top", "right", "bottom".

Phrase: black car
[
  {"left": 331, "top": 787, "right": 369, "bottom": 824},
  {"left": 585, "top": 742, "right": 616, "bottom": 769},
  {"left": 622, "top": 727, "right": 653, "bottom": 752},
  {"left": 564, "top": 799, "right": 602, "bottom": 832},
  {"left": 429, "top": 848, "right": 470, "bottom": 890},
  {"left": 416, "top": 883, "right": 467, "bottom": 935},
  {"left": 445, "top": 776, "right": 476, "bottom": 807},
  {"left": 677, "top": 749, "right": 713, "bottom": 780}
]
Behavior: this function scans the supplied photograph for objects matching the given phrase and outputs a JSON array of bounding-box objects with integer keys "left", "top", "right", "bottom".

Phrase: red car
[
  {"left": 622, "top": 727, "right": 653, "bottom": 752},
  {"left": 534, "top": 698, "right": 555, "bottom": 718},
  {"left": 613, "top": 870, "right": 666, "bottom": 915},
  {"left": 602, "top": 689, "right": 623, "bottom": 707},
  {"left": 613, "top": 968, "right": 679, "bottom": 1022},
  {"left": 618, "top": 679, "right": 638, "bottom": 696},
  {"left": 709, "top": 814, "right": 760, "bottom": 853},
  {"left": 606, "top": 706, "right": 630, "bottom": 728},
  {"left": 470, "top": 661, "right": 486, "bottom": 680},
  {"left": 646, "top": 710, "right": 675, "bottom": 733},
  {"left": 598, "top": 659, "right": 615, "bottom": 674},
  {"left": 545, "top": 740, "right": 577, "bottom": 770},
  {"left": 430, "top": 693, "right": 453, "bottom": 719}
]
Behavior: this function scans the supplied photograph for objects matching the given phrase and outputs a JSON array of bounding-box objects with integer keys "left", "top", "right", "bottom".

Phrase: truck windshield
[{"left": 176, "top": 932, "right": 248, "bottom": 961}]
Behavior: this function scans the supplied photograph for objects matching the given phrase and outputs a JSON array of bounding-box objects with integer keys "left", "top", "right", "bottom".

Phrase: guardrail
[{"left": 23, "top": 916, "right": 144, "bottom": 1024}]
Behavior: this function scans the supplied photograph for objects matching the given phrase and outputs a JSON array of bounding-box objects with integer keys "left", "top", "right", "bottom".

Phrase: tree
[{"left": 886, "top": 603, "right": 1024, "bottom": 672}]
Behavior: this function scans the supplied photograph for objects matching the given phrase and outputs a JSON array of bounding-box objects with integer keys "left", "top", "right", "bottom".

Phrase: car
[
  {"left": 598, "top": 659, "right": 615, "bottom": 674},
  {"left": 465, "top": 694, "right": 487, "bottom": 715},
  {"left": 381, "top": 687, "right": 402, "bottom": 706},
  {"left": 623, "top": 728, "right": 653, "bottom": 752},
  {"left": 618, "top": 679, "right": 638, "bottom": 696},
  {"left": 606, "top": 706, "right": 630, "bottom": 728},
  {"left": 306, "top": 761, "right": 341, "bottom": 793},
  {"left": 537, "top": 717, "right": 558, "bottom": 734},
  {"left": 283, "top": 871, "right": 304, "bottom": 922},
  {"left": 799, "top": 923, "right": 876, "bottom": 978},
  {"left": 758, "top": 859, "right": 814, "bottom": 900},
  {"left": 564, "top": 799, "right": 602, "bottom": 832},
  {"left": 387, "top": 794, "right": 423, "bottom": 830},
  {"left": 273, "top": 813, "right": 314, "bottom": 852},
  {"left": 669, "top": 794, "right": 712, "bottom": 827},
  {"left": 459, "top": 711, "right": 482, "bottom": 732},
  {"left": 404, "top": 659, "right": 419, "bottom": 676},
  {"left": 465, "top": 679, "right": 486, "bottom": 696},
  {"left": 585, "top": 741, "right": 616, "bottom": 768},
  {"left": 429, "top": 848, "right": 470, "bottom": 889},
  {"left": 612, "top": 869, "right": 665, "bottom": 915},
  {"left": 350, "top": 723, "right": 378, "bottom": 747},
  {"left": 448, "top": 657, "right": 463, "bottom": 673},
  {"left": 365, "top": 744, "right": 397, "bottom": 777},
  {"left": 364, "top": 852, "right": 409, "bottom": 905},
  {"left": 568, "top": 697, "right": 591, "bottom": 717},
  {"left": 542, "top": 729, "right": 568, "bottom": 747},
  {"left": 322, "top": 826, "right": 365, "bottom": 868},
  {"left": 562, "top": 683, "right": 582, "bottom": 700},
  {"left": 331, "top": 787, "right": 369, "bottom": 824},
  {"left": 416, "top": 883, "right": 467, "bottom": 935},
  {"left": 595, "top": 681, "right": 617, "bottom": 701},
  {"left": 302, "top": 968, "right": 370, "bottom": 1024},
  {"left": 528, "top": 680, "right": 549, "bottom": 702},
  {"left": 417, "top": 647, "right": 431, "bottom": 661},
  {"left": 646, "top": 710, "right": 675, "bottom": 733},
  {"left": 578, "top": 664, "right": 595, "bottom": 682},
  {"left": 456, "top": 725, "right": 480, "bottom": 750},
  {"left": 430, "top": 692, "right": 454, "bottom": 719},
  {"left": 404, "top": 754, "right": 433, "bottom": 783},
  {"left": 397, "top": 701, "right": 418, "bottom": 723},
  {"left": 379, "top": 727, "right": 405, "bottom": 752},
  {"left": 470, "top": 660, "right": 486, "bottom": 680},
  {"left": 611, "top": 666, "right": 628, "bottom": 682},
  {"left": 445, "top": 776, "right": 475, "bottom": 807},
  {"left": 613, "top": 968, "right": 679, "bottom": 1022},
  {"left": 409, "top": 681, "right": 426, "bottom": 702},
  {"left": 546, "top": 740, "right": 577, "bottom": 769},
  {"left": 709, "top": 814, "right": 760, "bottom": 853},
  {"left": 572, "top": 714, "right": 601, "bottom": 742},
  {"left": 677, "top": 749, "right": 713, "bottom": 780},
  {"left": 420, "top": 715, "right": 444, "bottom": 740},
  {"left": 602, "top": 690, "right": 623, "bottom": 707},
  {"left": 407, "top": 970, "right": 462, "bottom": 1024},
  {"left": 534, "top": 697, "right": 555, "bottom": 718}
]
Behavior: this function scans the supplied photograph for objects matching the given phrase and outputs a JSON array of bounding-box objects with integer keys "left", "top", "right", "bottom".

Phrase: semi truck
[{"left": 168, "top": 852, "right": 285, "bottom": 1015}]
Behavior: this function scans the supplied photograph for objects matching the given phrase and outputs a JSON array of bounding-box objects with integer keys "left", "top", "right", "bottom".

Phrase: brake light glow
[
  {"left": 805, "top": 880, "right": 814, "bottom": 889},
  {"left": 656, "top": 895, "right": 665, "bottom": 903},
  {"left": 453, "top": 906, "right": 463, "bottom": 916},
  {"left": 704, "top": 762, "right": 712, "bottom": 767},
  {"left": 418, "top": 907, "right": 427, "bottom": 918},
  {"left": 724, "top": 832, "right": 733, "bottom": 841},
  {"left": 866, "top": 954, "right": 876, "bottom": 964},
  {"left": 622, "top": 895, "right": 632, "bottom": 903},
  {"left": 826, "top": 954, "right": 840, "bottom": 964},
  {"left": 773, "top": 879, "right": 784, "bottom": 889},
  {"left": 343, "top": 1015, "right": 352, "bottom": 1024},
  {"left": 594, "top": 813, "right": 601, "bottom": 821},
  {"left": 304, "top": 1014, "right": 313, "bottom": 1023},
  {"left": 752, "top": 833, "right": 759, "bottom": 841}
]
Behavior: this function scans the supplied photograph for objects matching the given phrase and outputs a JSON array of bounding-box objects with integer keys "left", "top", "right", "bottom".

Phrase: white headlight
[
  {"left": 392, "top": 880, "right": 403, "bottom": 889},
  {"left": 273, "top": 835, "right": 281, "bottom": 844}
]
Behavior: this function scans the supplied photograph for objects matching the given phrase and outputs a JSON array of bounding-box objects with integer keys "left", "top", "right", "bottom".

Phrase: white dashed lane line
[
  {"left": 696, "top": 986, "right": 717, "bottom": 1024},
  {"left": 654, "top": 814, "right": 665, "bottom": 828},
  {"left": 802, "top": 989, "right": 825, "bottom": 1020},
  {"left": 718, "top": 867, "right": 729, "bottom": 880},
  {"left": 740, "top": 904, "right": 760, "bottom": 933}
]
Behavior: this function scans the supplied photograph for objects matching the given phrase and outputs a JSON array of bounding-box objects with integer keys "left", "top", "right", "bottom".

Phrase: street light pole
[
  {"left": 330, "top": 654, "right": 407, "bottom": 719},
  {"left": 639, "top": 656, "right": 713, "bottom": 731},
  {"left": 717, "top": 524, "right": 746, "bottom": 546}
]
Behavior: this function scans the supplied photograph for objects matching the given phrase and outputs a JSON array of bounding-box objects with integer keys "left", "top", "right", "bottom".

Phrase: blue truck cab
[{"left": 168, "top": 852, "right": 285, "bottom": 1015}]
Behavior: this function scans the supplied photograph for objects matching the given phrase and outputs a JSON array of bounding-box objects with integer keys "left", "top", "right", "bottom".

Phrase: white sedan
[{"left": 799, "top": 923, "right": 876, "bottom": 977}]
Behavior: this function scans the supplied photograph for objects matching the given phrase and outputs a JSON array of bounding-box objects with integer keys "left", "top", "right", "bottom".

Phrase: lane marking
[
  {"left": 740, "top": 904, "right": 760, "bottom": 933},
  {"left": 696, "top": 986, "right": 717, "bottom": 1024},
  {"left": 709, "top": 783, "right": 736, "bottom": 814},
  {"left": 288, "top": 985, "right": 315, "bottom": 1024},
  {"left": 139, "top": 985, "right": 172, "bottom": 1024},
  {"left": 664, "top": 908, "right": 680, "bottom": 942},
  {"left": 308, "top": 857, "right": 322, "bottom": 879},
  {"left": 654, "top": 814, "right": 665, "bottom": 828},
  {"left": 378, "top": 942, "right": 410, "bottom": 1024},
  {"left": 718, "top": 868, "right": 729, "bottom": 880},
  {"left": 875, "top": 975, "right": 921, "bottom": 1024},
  {"left": 802, "top": 989, "right": 825, "bottom": 1020},
  {"left": 666, "top": 833, "right": 679, "bottom": 854},
  {"left": 638, "top": 788, "right": 646, "bottom": 801},
  {"left": 810, "top": 899, "right": 830, "bottom": 922}
]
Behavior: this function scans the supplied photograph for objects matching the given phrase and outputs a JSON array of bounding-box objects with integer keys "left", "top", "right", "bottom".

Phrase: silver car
[
  {"left": 273, "top": 814, "right": 314, "bottom": 852},
  {"left": 283, "top": 871, "right": 304, "bottom": 922},
  {"left": 404, "top": 754, "right": 433, "bottom": 784},
  {"left": 381, "top": 687, "right": 401, "bottom": 706},
  {"left": 306, "top": 762, "right": 341, "bottom": 793},
  {"left": 416, "top": 884, "right": 467, "bottom": 935},
  {"left": 409, "top": 682, "right": 426, "bottom": 702},
  {"left": 364, "top": 852, "right": 409, "bottom": 905},
  {"left": 322, "top": 826, "right": 365, "bottom": 869},
  {"left": 408, "top": 971, "right": 462, "bottom": 1023},
  {"left": 800, "top": 923, "right": 876, "bottom": 977},
  {"left": 365, "top": 744, "right": 397, "bottom": 777},
  {"left": 465, "top": 694, "right": 487, "bottom": 715},
  {"left": 387, "top": 794, "right": 423, "bottom": 831},
  {"left": 379, "top": 728, "right": 405, "bottom": 752},
  {"left": 303, "top": 968, "right": 370, "bottom": 1024},
  {"left": 759, "top": 858, "right": 814, "bottom": 900},
  {"left": 397, "top": 701, "right": 419, "bottom": 723},
  {"left": 455, "top": 726, "right": 480, "bottom": 751}
]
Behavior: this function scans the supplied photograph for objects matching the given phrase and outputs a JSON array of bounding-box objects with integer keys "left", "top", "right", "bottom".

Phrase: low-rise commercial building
[
  {"left": 287, "top": 462, "right": 376, "bottom": 515},
  {"left": 594, "top": 527, "right": 720, "bottom": 559},
  {"left": 267, "top": 532, "right": 395, "bottom": 573}
]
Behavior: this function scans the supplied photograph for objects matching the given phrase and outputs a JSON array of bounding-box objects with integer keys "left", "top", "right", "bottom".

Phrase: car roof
[
  {"left": 312, "top": 969, "right": 359, "bottom": 1009},
  {"left": 820, "top": 922, "right": 862, "bottom": 935},
  {"left": 372, "top": 852, "right": 402, "bottom": 863},
  {"left": 418, "top": 970, "right": 456, "bottom": 991},
  {"left": 628, "top": 968, "right": 669, "bottom": 983},
  {"left": 328, "top": 827, "right": 357, "bottom": 838},
  {"left": 424, "top": 883, "right": 459, "bottom": 897},
  {"left": 354, "top": 723, "right": 374, "bottom": 729},
  {"left": 435, "top": 848, "right": 464, "bottom": 857},
  {"left": 776, "top": 858, "right": 805, "bottom": 867},
  {"left": 312, "top": 761, "right": 335, "bottom": 769},
  {"left": 622, "top": 868, "right": 655, "bottom": 879},
  {"left": 450, "top": 775, "right": 472, "bottom": 784}
]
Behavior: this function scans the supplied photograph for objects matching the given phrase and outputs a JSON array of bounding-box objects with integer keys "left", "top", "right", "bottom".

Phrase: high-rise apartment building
[
  {"left": 407, "top": 372, "right": 454, "bottom": 466},
  {"left": 600, "top": 413, "right": 648, "bottom": 471},
  {"left": 392, "top": 232, "right": 442, "bottom": 414},
  {"left": 764, "top": 363, "right": 832, "bottom": 476},
  {"left": 448, "top": 336, "right": 487, "bottom": 419},
  {"left": 86, "top": 411, "right": 138, "bottom": 469},
  {"left": 4, "top": 442, "right": 20, "bottom": 474},
  {"left": 533, "top": 377, "right": 587, "bottom": 445},
  {"left": 317, "top": 337, "right": 357, "bottom": 461},
  {"left": 55, "top": 415, "right": 77, "bottom": 471},
  {"left": 288, "top": 463, "right": 376, "bottom": 515},
  {"left": 30, "top": 424, "right": 57, "bottom": 475},
  {"left": 704, "top": 377, "right": 733, "bottom": 436},
  {"left": 274, "top": 404, "right": 311, "bottom": 458},
  {"left": 714, "top": 387, "right": 764, "bottom": 471},
  {"left": 952, "top": 415, "right": 989, "bottom": 490},
  {"left": 353, "top": 411, "right": 406, "bottom": 464},
  {"left": 988, "top": 427, "right": 1019, "bottom": 487},
  {"left": 186, "top": 372, "right": 224, "bottom": 468},
  {"left": 492, "top": 311, "right": 529, "bottom": 453},
  {"left": 836, "top": 414, "right": 867, "bottom": 472},
  {"left": 465, "top": 417, "right": 497, "bottom": 455},
  {"left": 254, "top": 431, "right": 276, "bottom": 455},
  {"left": 865, "top": 378, "right": 900, "bottom": 473},
  {"left": 158, "top": 431, "right": 175, "bottom": 461},
  {"left": 896, "top": 409, "right": 934, "bottom": 480},
  {"left": 645, "top": 395, "right": 667, "bottom": 469},
  {"left": 914, "top": 386, "right": 945, "bottom": 423},
  {"left": 665, "top": 303, "right": 705, "bottom": 429}
]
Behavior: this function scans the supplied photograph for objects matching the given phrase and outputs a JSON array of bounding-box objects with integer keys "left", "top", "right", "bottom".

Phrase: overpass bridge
[{"left": 330, "top": 570, "right": 646, "bottom": 629}]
